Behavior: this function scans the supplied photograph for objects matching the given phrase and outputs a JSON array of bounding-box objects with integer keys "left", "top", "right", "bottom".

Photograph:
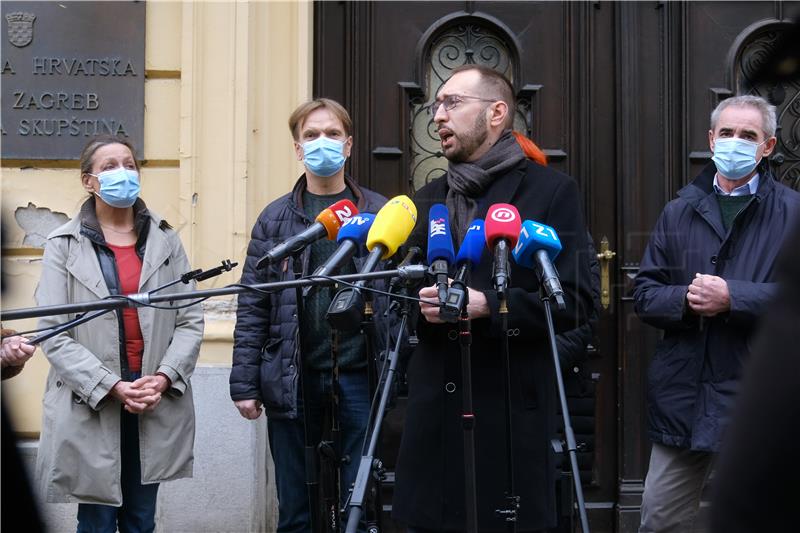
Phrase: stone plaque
[{"left": 1, "top": 1, "right": 145, "bottom": 159}]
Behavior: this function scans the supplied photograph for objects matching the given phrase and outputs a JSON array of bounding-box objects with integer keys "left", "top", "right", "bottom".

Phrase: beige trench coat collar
[{"left": 49, "top": 198, "right": 174, "bottom": 297}]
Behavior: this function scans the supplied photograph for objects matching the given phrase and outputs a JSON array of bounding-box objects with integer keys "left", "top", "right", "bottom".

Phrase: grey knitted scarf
[{"left": 445, "top": 129, "right": 525, "bottom": 243}]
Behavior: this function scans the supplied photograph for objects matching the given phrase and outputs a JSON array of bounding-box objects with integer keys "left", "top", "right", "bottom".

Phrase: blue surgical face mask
[
  {"left": 89, "top": 167, "right": 140, "bottom": 208},
  {"left": 712, "top": 137, "right": 765, "bottom": 180},
  {"left": 302, "top": 136, "right": 347, "bottom": 177}
]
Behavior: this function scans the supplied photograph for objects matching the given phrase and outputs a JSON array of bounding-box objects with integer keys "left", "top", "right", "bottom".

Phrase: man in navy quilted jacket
[
  {"left": 230, "top": 98, "right": 387, "bottom": 532},
  {"left": 634, "top": 95, "right": 800, "bottom": 532}
]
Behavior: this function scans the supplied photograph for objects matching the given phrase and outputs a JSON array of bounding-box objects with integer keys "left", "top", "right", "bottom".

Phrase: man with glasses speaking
[{"left": 392, "top": 65, "right": 594, "bottom": 532}]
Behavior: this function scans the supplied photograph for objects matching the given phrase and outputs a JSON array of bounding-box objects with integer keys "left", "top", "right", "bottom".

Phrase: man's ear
[
  {"left": 294, "top": 141, "right": 304, "bottom": 162},
  {"left": 489, "top": 101, "right": 509, "bottom": 128},
  {"left": 761, "top": 136, "right": 777, "bottom": 158},
  {"left": 343, "top": 136, "right": 353, "bottom": 158}
]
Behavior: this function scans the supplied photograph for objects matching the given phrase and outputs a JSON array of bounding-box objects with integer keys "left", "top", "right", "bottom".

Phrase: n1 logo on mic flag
[
  {"left": 512, "top": 220, "right": 563, "bottom": 266},
  {"left": 455, "top": 218, "right": 485, "bottom": 267}
]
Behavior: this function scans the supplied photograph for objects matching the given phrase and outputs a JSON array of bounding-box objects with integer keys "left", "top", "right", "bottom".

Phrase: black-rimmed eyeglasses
[{"left": 428, "top": 94, "right": 497, "bottom": 116}]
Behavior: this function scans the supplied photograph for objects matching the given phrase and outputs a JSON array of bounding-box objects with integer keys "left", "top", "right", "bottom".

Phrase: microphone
[
  {"left": 313, "top": 213, "right": 375, "bottom": 278},
  {"left": 327, "top": 195, "right": 418, "bottom": 330},
  {"left": 255, "top": 199, "right": 357, "bottom": 269},
  {"left": 441, "top": 219, "right": 485, "bottom": 321},
  {"left": 512, "top": 220, "right": 566, "bottom": 310},
  {"left": 485, "top": 204, "right": 521, "bottom": 299},
  {"left": 365, "top": 195, "right": 418, "bottom": 262},
  {"left": 427, "top": 203, "right": 455, "bottom": 305}
]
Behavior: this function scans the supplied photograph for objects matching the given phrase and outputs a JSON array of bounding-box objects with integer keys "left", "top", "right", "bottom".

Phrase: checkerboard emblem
[{"left": 6, "top": 12, "right": 35, "bottom": 48}]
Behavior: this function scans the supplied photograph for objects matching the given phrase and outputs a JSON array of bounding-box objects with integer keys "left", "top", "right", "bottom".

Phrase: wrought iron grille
[
  {"left": 409, "top": 23, "right": 526, "bottom": 192},
  {"left": 736, "top": 24, "right": 800, "bottom": 191}
]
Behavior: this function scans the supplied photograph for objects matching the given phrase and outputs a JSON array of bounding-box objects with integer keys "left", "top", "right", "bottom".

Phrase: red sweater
[{"left": 107, "top": 243, "right": 144, "bottom": 373}]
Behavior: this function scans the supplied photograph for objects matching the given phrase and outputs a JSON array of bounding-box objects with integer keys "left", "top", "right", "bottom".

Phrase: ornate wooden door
[{"left": 314, "top": 2, "right": 800, "bottom": 531}]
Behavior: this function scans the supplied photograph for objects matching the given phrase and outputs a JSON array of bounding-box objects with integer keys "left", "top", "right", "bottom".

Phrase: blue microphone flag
[
  {"left": 337, "top": 213, "right": 375, "bottom": 256},
  {"left": 427, "top": 203, "right": 455, "bottom": 264},
  {"left": 455, "top": 219, "right": 485, "bottom": 268},
  {"left": 512, "top": 220, "right": 562, "bottom": 269}
]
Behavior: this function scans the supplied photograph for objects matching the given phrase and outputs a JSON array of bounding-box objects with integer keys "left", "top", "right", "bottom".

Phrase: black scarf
[{"left": 445, "top": 129, "right": 525, "bottom": 243}]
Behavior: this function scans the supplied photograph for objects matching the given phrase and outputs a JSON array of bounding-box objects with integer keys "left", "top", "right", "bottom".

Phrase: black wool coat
[{"left": 392, "top": 159, "right": 594, "bottom": 532}]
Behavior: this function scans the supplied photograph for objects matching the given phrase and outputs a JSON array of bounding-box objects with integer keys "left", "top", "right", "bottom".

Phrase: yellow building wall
[{"left": 1, "top": 0, "right": 313, "bottom": 435}]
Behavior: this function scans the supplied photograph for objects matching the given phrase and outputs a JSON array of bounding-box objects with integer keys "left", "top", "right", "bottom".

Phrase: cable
[{"left": 301, "top": 274, "right": 441, "bottom": 308}]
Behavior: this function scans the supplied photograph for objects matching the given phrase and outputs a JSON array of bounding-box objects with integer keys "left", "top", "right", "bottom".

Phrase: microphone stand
[
  {"left": 495, "top": 291, "right": 519, "bottom": 532},
  {"left": 2, "top": 267, "right": 427, "bottom": 322},
  {"left": 540, "top": 289, "right": 590, "bottom": 533},
  {"left": 25, "top": 261, "right": 237, "bottom": 345},
  {"left": 344, "top": 285, "right": 410, "bottom": 533},
  {"left": 325, "top": 265, "right": 384, "bottom": 532},
  {"left": 292, "top": 253, "right": 322, "bottom": 533},
  {"left": 358, "top": 281, "right": 383, "bottom": 533},
  {"left": 491, "top": 240, "right": 519, "bottom": 531},
  {"left": 319, "top": 322, "right": 342, "bottom": 533},
  {"left": 442, "top": 270, "right": 478, "bottom": 533}
]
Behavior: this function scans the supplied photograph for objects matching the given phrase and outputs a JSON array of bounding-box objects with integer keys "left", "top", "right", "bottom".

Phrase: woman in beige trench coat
[{"left": 34, "top": 135, "right": 204, "bottom": 532}]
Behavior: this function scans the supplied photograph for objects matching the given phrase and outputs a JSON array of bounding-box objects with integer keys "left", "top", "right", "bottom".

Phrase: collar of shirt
[{"left": 713, "top": 172, "right": 759, "bottom": 196}]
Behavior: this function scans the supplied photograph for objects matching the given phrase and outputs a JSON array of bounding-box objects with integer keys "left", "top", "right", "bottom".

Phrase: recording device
[
  {"left": 512, "top": 220, "right": 566, "bottom": 310},
  {"left": 327, "top": 195, "right": 418, "bottom": 331},
  {"left": 485, "top": 204, "right": 521, "bottom": 299},
  {"left": 440, "top": 219, "right": 485, "bottom": 322},
  {"left": 255, "top": 199, "right": 357, "bottom": 269},
  {"left": 427, "top": 203, "right": 455, "bottom": 305}
]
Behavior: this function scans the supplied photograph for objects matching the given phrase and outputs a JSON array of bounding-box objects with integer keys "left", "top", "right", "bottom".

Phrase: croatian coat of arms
[{"left": 6, "top": 11, "right": 35, "bottom": 48}]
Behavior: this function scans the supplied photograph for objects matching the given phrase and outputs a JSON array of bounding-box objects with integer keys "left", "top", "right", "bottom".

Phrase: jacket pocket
[
  {"left": 647, "top": 335, "right": 694, "bottom": 397},
  {"left": 260, "top": 338, "right": 285, "bottom": 409},
  {"left": 261, "top": 338, "right": 281, "bottom": 363}
]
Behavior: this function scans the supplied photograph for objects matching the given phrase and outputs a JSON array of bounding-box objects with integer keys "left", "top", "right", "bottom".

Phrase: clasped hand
[
  {"left": 111, "top": 374, "right": 169, "bottom": 414},
  {"left": 686, "top": 273, "right": 730, "bottom": 317}
]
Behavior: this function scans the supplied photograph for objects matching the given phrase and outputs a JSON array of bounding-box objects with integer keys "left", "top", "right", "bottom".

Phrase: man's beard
[{"left": 445, "top": 111, "right": 489, "bottom": 163}]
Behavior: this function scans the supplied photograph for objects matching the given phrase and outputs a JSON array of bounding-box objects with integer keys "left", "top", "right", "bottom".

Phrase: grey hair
[{"left": 710, "top": 95, "right": 777, "bottom": 138}]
